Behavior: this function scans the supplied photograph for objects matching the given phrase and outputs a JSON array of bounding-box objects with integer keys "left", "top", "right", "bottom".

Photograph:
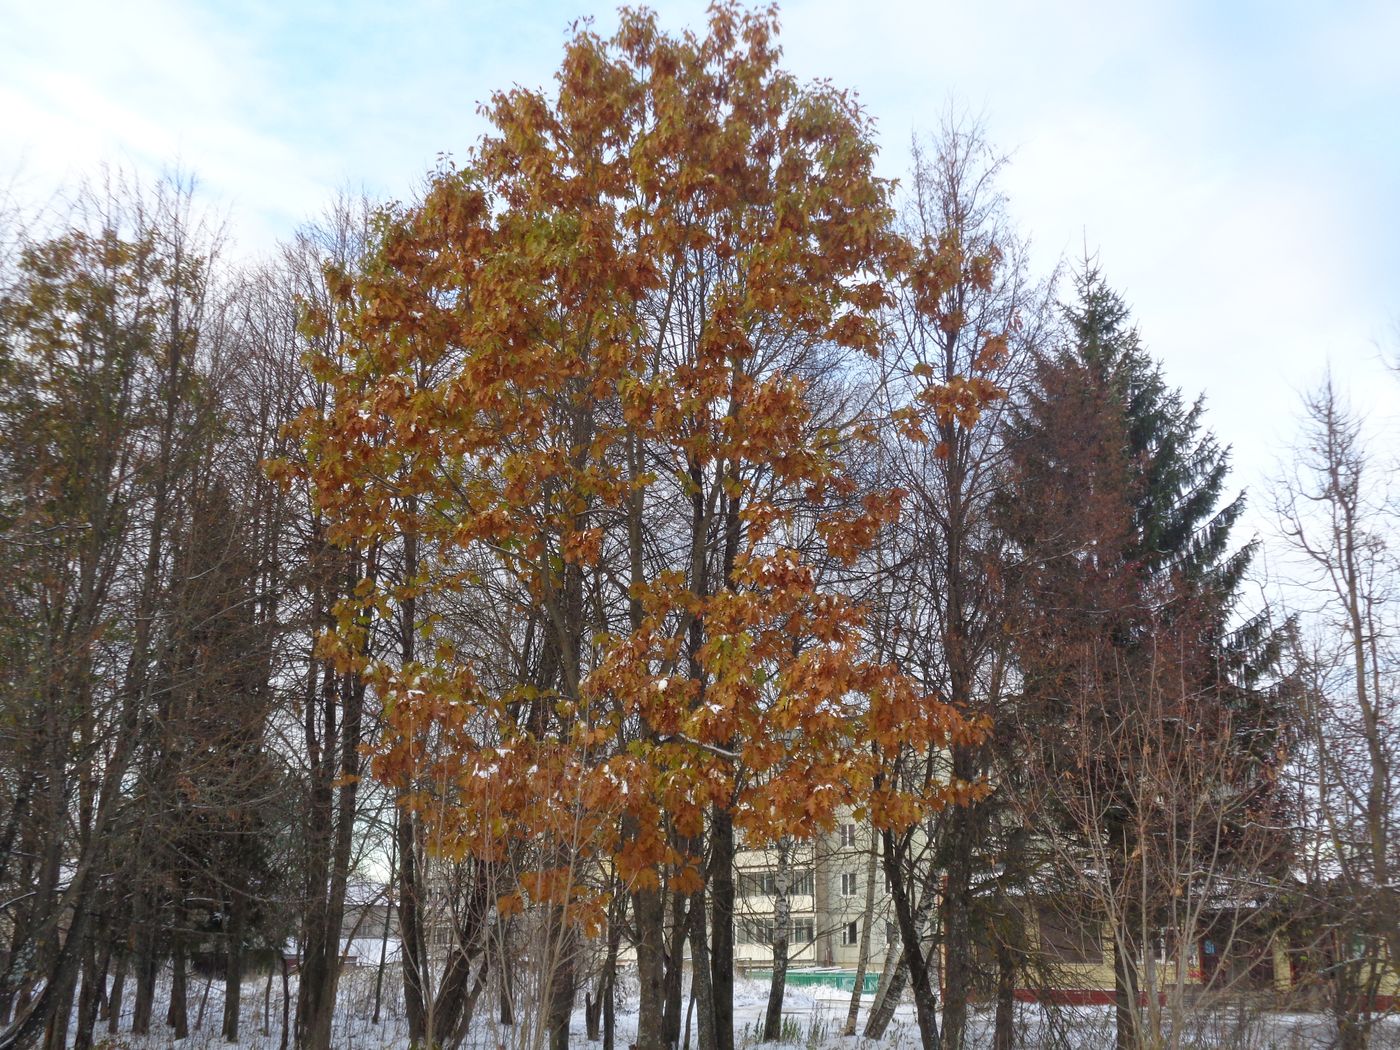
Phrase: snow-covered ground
[{"left": 81, "top": 968, "right": 1400, "bottom": 1050}]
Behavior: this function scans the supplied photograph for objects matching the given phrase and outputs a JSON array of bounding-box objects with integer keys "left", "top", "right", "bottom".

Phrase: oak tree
[{"left": 298, "top": 8, "right": 989, "bottom": 1050}]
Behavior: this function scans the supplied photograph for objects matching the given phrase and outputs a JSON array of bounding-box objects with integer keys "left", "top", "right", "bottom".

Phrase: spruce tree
[
  {"left": 1062, "top": 265, "right": 1241, "bottom": 592},
  {"left": 1005, "top": 261, "right": 1289, "bottom": 1050},
  {"left": 1065, "top": 264, "right": 1289, "bottom": 769}
]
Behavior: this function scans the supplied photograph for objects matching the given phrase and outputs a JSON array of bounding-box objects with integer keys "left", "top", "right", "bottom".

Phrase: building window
[
  {"left": 840, "top": 872, "right": 858, "bottom": 897},
  {"left": 840, "top": 823, "right": 857, "bottom": 848},
  {"left": 737, "top": 918, "right": 816, "bottom": 946},
  {"left": 740, "top": 868, "right": 816, "bottom": 898},
  {"left": 737, "top": 919, "right": 774, "bottom": 945},
  {"left": 1037, "top": 905, "right": 1103, "bottom": 965},
  {"left": 740, "top": 871, "right": 775, "bottom": 897},
  {"left": 841, "top": 921, "right": 859, "bottom": 946}
]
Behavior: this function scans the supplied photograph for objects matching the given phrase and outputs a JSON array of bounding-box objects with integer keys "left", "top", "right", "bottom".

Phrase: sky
[{"left": 2, "top": 0, "right": 1397, "bottom": 550}]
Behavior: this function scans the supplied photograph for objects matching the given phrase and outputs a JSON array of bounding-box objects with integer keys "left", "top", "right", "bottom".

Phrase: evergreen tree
[
  {"left": 1060, "top": 262, "right": 1277, "bottom": 679},
  {"left": 1004, "top": 261, "right": 1290, "bottom": 1050}
]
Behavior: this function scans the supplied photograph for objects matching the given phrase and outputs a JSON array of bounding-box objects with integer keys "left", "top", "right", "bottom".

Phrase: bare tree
[
  {"left": 1274, "top": 376, "right": 1398, "bottom": 1050},
  {"left": 0, "top": 177, "right": 224, "bottom": 1050},
  {"left": 866, "top": 116, "right": 1050, "bottom": 1050}
]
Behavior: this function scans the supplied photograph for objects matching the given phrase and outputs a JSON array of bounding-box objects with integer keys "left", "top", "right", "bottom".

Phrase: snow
[
  {"left": 61, "top": 967, "right": 1400, "bottom": 1049},
  {"left": 342, "top": 936, "right": 402, "bottom": 967}
]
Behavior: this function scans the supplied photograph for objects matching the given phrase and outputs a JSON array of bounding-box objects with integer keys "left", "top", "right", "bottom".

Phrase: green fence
[{"left": 746, "top": 969, "right": 881, "bottom": 994}]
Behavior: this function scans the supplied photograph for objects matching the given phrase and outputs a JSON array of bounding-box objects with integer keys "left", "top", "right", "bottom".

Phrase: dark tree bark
[
  {"left": 662, "top": 893, "right": 691, "bottom": 1050},
  {"left": 396, "top": 805, "right": 428, "bottom": 1045},
  {"left": 70, "top": 937, "right": 104, "bottom": 1050},
  {"left": 882, "top": 830, "right": 940, "bottom": 1050},
  {"left": 223, "top": 889, "right": 246, "bottom": 1042},
  {"left": 585, "top": 990, "right": 602, "bottom": 1042},
  {"left": 602, "top": 915, "right": 621, "bottom": 1050},
  {"left": 940, "top": 769, "right": 977, "bottom": 1050},
  {"left": 105, "top": 957, "right": 125, "bottom": 1035},
  {"left": 709, "top": 808, "right": 735, "bottom": 1050},
  {"left": 372, "top": 834, "right": 396, "bottom": 1025},
  {"left": 548, "top": 917, "right": 577, "bottom": 1050},
  {"left": 992, "top": 930, "right": 1016, "bottom": 1050},
  {"left": 131, "top": 931, "right": 157, "bottom": 1037},
  {"left": 168, "top": 934, "right": 189, "bottom": 1040},
  {"left": 279, "top": 957, "right": 290, "bottom": 1050},
  {"left": 294, "top": 543, "right": 372, "bottom": 1050}
]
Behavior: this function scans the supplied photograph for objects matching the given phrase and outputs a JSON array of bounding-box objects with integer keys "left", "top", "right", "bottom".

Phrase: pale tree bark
[
  {"left": 763, "top": 837, "right": 794, "bottom": 1041},
  {"left": 843, "top": 825, "right": 879, "bottom": 1036}
]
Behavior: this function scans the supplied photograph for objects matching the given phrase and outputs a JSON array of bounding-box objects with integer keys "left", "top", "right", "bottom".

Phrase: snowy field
[{"left": 82, "top": 966, "right": 1400, "bottom": 1050}]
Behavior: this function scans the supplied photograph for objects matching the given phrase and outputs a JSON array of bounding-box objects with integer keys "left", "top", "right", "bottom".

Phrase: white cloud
[{"left": 2, "top": 0, "right": 1395, "bottom": 518}]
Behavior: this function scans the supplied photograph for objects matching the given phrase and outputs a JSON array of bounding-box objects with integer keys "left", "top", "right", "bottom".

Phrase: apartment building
[
  {"left": 728, "top": 816, "right": 1400, "bottom": 1011},
  {"left": 733, "top": 815, "right": 897, "bottom": 972}
]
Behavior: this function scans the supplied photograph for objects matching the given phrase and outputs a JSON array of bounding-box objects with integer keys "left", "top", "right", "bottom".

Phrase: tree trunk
[
  {"left": 105, "top": 957, "right": 125, "bottom": 1034},
  {"left": 844, "top": 828, "right": 879, "bottom": 1036},
  {"left": 223, "top": 890, "right": 245, "bottom": 1042},
  {"left": 940, "top": 795, "right": 976, "bottom": 1050},
  {"left": 131, "top": 936, "right": 156, "bottom": 1036},
  {"left": 280, "top": 958, "right": 291, "bottom": 1050},
  {"left": 40, "top": 964, "right": 74, "bottom": 1050},
  {"left": 499, "top": 931, "right": 516, "bottom": 1027},
  {"left": 396, "top": 805, "right": 428, "bottom": 1044},
  {"left": 1112, "top": 919, "right": 1139, "bottom": 1050},
  {"left": 197, "top": 970, "right": 214, "bottom": 1031},
  {"left": 0, "top": 936, "right": 13, "bottom": 1026},
  {"left": 446, "top": 956, "right": 492, "bottom": 1050},
  {"left": 548, "top": 917, "right": 576, "bottom": 1050},
  {"left": 863, "top": 938, "right": 902, "bottom": 1038},
  {"left": 993, "top": 930, "right": 1016, "bottom": 1050},
  {"left": 586, "top": 990, "right": 601, "bottom": 1043},
  {"left": 627, "top": 465, "right": 664, "bottom": 1050},
  {"left": 688, "top": 896, "right": 717, "bottom": 1050},
  {"left": 372, "top": 834, "right": 396, "bottom": 1025},
  {"left": 295, "top": 648, "right": 368, "bottom": 1050},
  {"left": 882, "top": 833, "right": 939, "bottom": 1050},
  {"left": 635, "top": 856, "right": 666, "bottom": 1050},
  {"left": 602, "top": 918, "right": 620, "bottom": 1050},
  {"left": 263, "top": 965, "right": 273, "bottom": 1038},
  {"left": 762, "top": 928, "right": 789, "bottom": 1042},
  {"left": 764, "top": 837, "right": 794, "bottom": 1042},
  {"left": 168, "top": 935, "right": 189, "bottom": 1040},
  {"left": 71, "top": 937, "right": 104, "bottom": 1050},
  {"left": 590, "top": 903, "right": 622, "bottom": 1045},
  {"left": 663, "top": 894, "right": 689, "bottom": 1050},
  {"left": 709, "top": 807, "right": 735, "bottom": 1050},
  {"left": 866, "top": 862, "right": 937, "bottom": 1040}
]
